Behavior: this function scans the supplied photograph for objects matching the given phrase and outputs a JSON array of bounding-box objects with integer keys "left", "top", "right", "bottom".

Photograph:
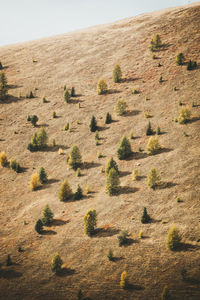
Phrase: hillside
[{"left": 0, "top": 2, "right": 200, "bottom": 300}]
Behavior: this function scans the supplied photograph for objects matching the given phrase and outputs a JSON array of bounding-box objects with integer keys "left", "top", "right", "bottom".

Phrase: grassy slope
[{"left": 0, "top": 3, "right": 200, "bottom": 300}]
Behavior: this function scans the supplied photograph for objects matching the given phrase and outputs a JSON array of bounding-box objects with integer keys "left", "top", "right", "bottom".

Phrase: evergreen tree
[
  {"left": 64, "top": 88, "right": 71, "bottom": 103},
  {"left": 0, "top": 72, "right": 7, "bottom": 88},
  {"left": 0, "top": 61, "right": 3, "bottom": 70},
  {"left": 120, "top": 271, "right": 128, "bottom": 289},
  {"left": 147, "top": 167, "right": 161, "bottom": 189},
  {"left": 30, "top": 173, "right": 41, "bottom": 190},
  {"left": 38, "top": 167, "right": 48, "bottom": 184},
  {"left": 30, "top": 115, "right": 38, "bottom": 126},
  {"left": 105, "top": 112, "right": 112, "bottom": 124},
  {"left": 176, "top": 52, "right": 185, "bottom": 65},
  {"left": 107, "top": 249, "right": 114, "bottom": 261},
  {"left": 29, "top": 91, "right": 34, "bottom": 98},
  {"left": 68, "top": 145, "right": 82, "bottom": 170},
  {"left": 41, "top": 204, "right": 54, "bottom": 226},
  {"left": 106, "top": 168, "right": 120, "bottom": 196},
  {"left": 147, "top": 136, "right": 161, "bottom": 155},
  {"left": 115, "top": 98, "right": 128, "bottom": 116},
  {"left": 187, "top": 60, "right": 197, "bottom": 70},
  {"left": 105, "top": 157, "right": 119, "bottom": 175},
  {"left": 167, "top": 225, "right": 181, "bottom": 250},
  {"left": 51, "top": 253, "right": 63, "bottom": 274},
  {"left": 10, "top": 158, "right": 21, "bottom": 173},
  {"left": 97, "top": 78, "right": 107, "bottom": 95},
  {"left": 0, "top": 151, "right": 8, "bottom": 167},
  {"left": 146, "top": 121, "right": 153, "bottom": 135},
  {"left": 117, "top": 136, "right": 132, "bottom": 160},
  {"left": 0, "top": 72, "right": 8, "bottom": 100},
  {"left": 35, "top": 219, "right": 43, "bottom": 234},
  {"left": 74, "top": 184, "right": 83, "bottom": 200},
  {"left": 84, "top": 209, "right": 97, "bottom": 236},
  {"left": 59, "top": 179, "right": 73, "bottom": 202},
  {"left": 37, "top": 127, "right": 48, "bottom": 148},
  {"left": 118, "top": 231, "right": 129, "bottom": 246},
  {"left": 90, "top": 115, "right": 97, "bottom": 132},
  {"left": 6, "top": 254, "right": 12, "bottom": 266},
  {"left": 71, "top": 86, "right": 75, "bottom": 97},
  {"left": 113, "top": 64, "right": 122, "bottom": 83},
  {"left": 141, "top": 207, "right": 151, "bottom": 223},
  {"left": 178, "top": 106, "right": 191, "bottom": 124},
  {"left": 150, "top": 34, "right": 162, "bottom": 51},
  {"left": 156, "top": 126, "right": 161, "bottom": 135},
  {"left": 161, "top": 286, "right": 171, "bottom": 300}
]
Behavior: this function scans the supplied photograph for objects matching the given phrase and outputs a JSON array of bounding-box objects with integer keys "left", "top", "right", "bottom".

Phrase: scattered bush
[
  {"left": 10, "top": 158, "right": 21, "bottom": 173},
  {"left": 117, "top": 135, "right": 132, "bottom": 160},
  {"left": 38, "top": 167, "right": 47, "bottom": 184},
  {"left": 161, "top": 286, "right": 171, "bottom": 300},
  {"left": 115, "top": 98, "right": 128, "bottom": 116},
  {"left": 53, "top": 111, "right": 56, "bottom": 118},
  {"left": 64, "top": 88, "right": 71, "bottom": 103},
  {"left": 156, "top": 126, "right": 161, "bottom": 135},
  {"left": 0, "top": 72, "right": 7, "bottom": 88},
  {"left": 167, "top": 225, "right": 181, "bottom": 250},
  {"left": 0, "top": 151, "right": 8, "bottom": 167},
  {"left": 120, "top": 271, "right": 128, "bottom": 289},
  {"left": 28, "top": 91, "right": 34, "bottom": 99},
  {"left": 42, "top": 204, "right": 54, "bottom": 226},
  {"left": 147, "top": 136, "right": 161, "bottom": 155},
  {"left": 51, "top": 253, "right": 63, "bottom": 274},
  {"left": 178, "top": 99, "right": 182, "bottom": 106},
  {"left": 74, "top": 184, "right": 83, "bottom": 200},
  {"left": 106, "top": 168, "right": 120, "bottom": 196},
  {"left": 59, "top": 179, "right": 73, "bottom": 202},
  {"left": 71, "top": 86, "right": 75, "bottom": 97},
  {"left": 90, "top": 115, "right": 97, "bottom": 132},
  {"left": 147, "top": 167, "right": 161, "bottom": 189},
  {"left": 84, "top": 209, "right": 97, "bottom": 236},
  {"left": 30, "top": 173, "right": 41, "bottom": 191},
  {"left": 178, "top": 106, "right": 191, "bottom": 124},
  {"left": 105, "top": 112, "right": 112, "bottom": 124},
  {"left": 150, "top": 34, "right": 162, "bottom": 51},
  {"left": 97, "top": 151, "right": 102, "bottom": 158},
  {"left": 68, "top": 145, "right": 82, "bottom": 170},
  {"left": 146, "top": 121, "right": 153, "bottom": 136},
  {"left": 113, "top": 64, "right": 122, "bottom": 83},
  {"left": 97, "top": 78, "right": 107, "bottom": 95},
  {"left": 35, "top": 219, "right": 43, "bottom": 234},
  {"left": 131, "top": 87, "right": 138, "bottom": 94},
  {"left": 129, "top": 130, "right": 134, "bottom": 139},
  {"left": 107, "top": 249, "right": 114, "bottom": 261},
  {"left": 187, "top": 60, "right": 197, "bottom": 70},
  {"left": 145, "top": 111, "right": 150, "bottom": 118},
  {"left": 0, "top": 72, "right": 8, "bottom": 100},
  {"left": 64, "top": 122, "right": 69, "bottom": 131},
  {"left": 176, "top": 52, "right": 185, "bottom": 65},
  {"left": 0, "top": 61, "right": 3, "bottom": 70},
  {"left": 42, "top": 97, "right": 47, "bottom": 103},
  {"left": 132, "top": 169, "right": 139, "bottom": 181},
  {"left": 27, "top": 127, "right": 48, "bottom": 151},
  {"left": 105, "top": 157, "right": 119, "bottom": 176},
  {"left": 118, "top": 231, "right": 129, "bottom": 246},
  {"left": 85, "top": 184, "right": 90, "bottom": 194},
  {"left": 141, "top": 207, "right": 151, "bottom": 224},
  {"left": 139, "top": 230, "right": 144, "bottom": 239},
  {"left": 159, "top": 76, "right": 163, "bottom": 83},
  {"left": 76, "top": 167, "right": 81, "bottom": 177}
]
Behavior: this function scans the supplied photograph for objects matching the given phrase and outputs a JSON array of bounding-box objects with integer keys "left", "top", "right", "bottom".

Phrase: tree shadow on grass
[
  {"left": 120, "top": 171, "right": 132, "bottom": 177},
  {"left": 42, "top": 229, "right": 57, "bottom": 235},
  {"left": 157, "top": 181, "right": 178, "bottom": 189},
  {"left": 69, "top": 98, "right": 84, "bottom": 104},
  {"left": 177, "top": 243, "right": 200, "bottom": 252},
  {"left": 120, "top": 186, "right": 139, "bottom": 195},
  {"left": 36, "top": 123, "right": 49, "bottom": 128},
  {"left": 98, "top": 125, "right": 110, "bottom": 132},
  {"left": 82, "top": 162, "right": 101, "bottom": 170},
  {"left": 126, "top": 283, "right": 144, "bottom": 291},
  {"left": 47, "top": 178, "right": 60, "bottom": 185},
  {"left": 1, "top": 95, "right": 26, "bottom": 104},
  {"left": 39, "top": 145, "right": 68, "bottom": 152},
  {"left": 52, "top": 219, "right": 69, "bottom": 226},
  {"left": 56, "top": 267, "right": 75, "bottom": 277},
  {"left": 134, "top": 152, "right": 149, "bottom": 160},
  {"left": 106, "top": 89, "right": 121, "bottom": 95},
  {"left": 94, "top": 227, "right": 120, "bottom": 238},
  {"left": 0, "top": 268, "right": 22, "bottom": 279},
  {"left": 187, "top": 117, "right": 200, "bottom": 124},
  {"left": 121, "top": 77, "right": 141, "bottom": 83},
  {"left": 8, "top": 84, "right": 23, "bottom": 89},
  {"left": 125, "top": 110, "right": 141, "bottom": 117}
]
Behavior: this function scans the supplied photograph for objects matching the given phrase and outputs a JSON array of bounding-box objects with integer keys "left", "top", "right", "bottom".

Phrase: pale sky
[{"left": 0, "top": 0, "right": 198, "bottom": 46}]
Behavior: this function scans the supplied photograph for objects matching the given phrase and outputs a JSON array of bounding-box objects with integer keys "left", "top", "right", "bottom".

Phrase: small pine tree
[
  {"left": 38, "top": 167, "right": 48, "bottom": 184},
  {"left": 106, "top": 168, "right": 120, "bottom": 196},
  {"left": 176, "top": 52, "right": 185, "bottom": 65},
  {"left": 97, "top": 78, "right": 107, "bottom": 95},
  {"left": 113, "top": 64, "right": 122, "bottom": 83},
  {"left": 150, "top": 34, "right": 162, "bottom": 51},
  {"left": 52, "top": 111, "right": 56, "bottom": 118},
  {"left": 187, "top": 60, "right": 197, "bottom": 70},
  {"left": 178, "top": 106, "right": 191, "bottom": 124},
  {"left": 29, "top": 91, "right": 34, "bottom": 98},
  {"left": 41, "top": 204, "right": 54, "bottom": 226},
  {"left": 6, "top": 254, "right": 12, "bottom": 266},
  {"left": 10, "top": 158, "right": 21, "bottom": 173},
  {"left": 51, "top": 253, "right": 63, "bottom": 274},
  {"left": 117, "top": 136, "right": 132, "bottom": 160},
  {"left": 161, "top": 286, "right": 171, "bottom": 300},
  {"left": 35, "top": 219, "right": 43, "bottom": 234},
  {"left": 120, "top": 271, "right": 128, "bottom": 289},
  {"left": 31, "top": 115, "right": 38, "bottom": 126},
  {"left": 118, "top": 231, "right": 129, "bottom": 246},
  {"left": 147, "top": 136, "right": 161, "bottom": 155},
  {"left": 105, "top": 157, "right": 119, "bottom": 176},
  {"left": 84, "top": 209, "right": 97, "bottom": 236},
  {"left": 147, "top": 167, "right": 161, "bottom": 189},
  {"left": 107, "top": 249, "right": 114, "bottom": 261},
  {"left": 141, "top": 207, "right": 151, "bottom": 224},
  {"left": 68, "top": 145, "right": 82, "bottom": 170},
  {"left": 0, "top": 72, "right": 7, "bottom": 88},
  {"left": 30, "top": 173, "right": 41, "bottom": 191},
  {"left": 90, "top": 115, "right": 97, "bottom": 132},
  {"left": 71, "top": 86, "right": 75, "bottom": 97},
  {"left": 115, "top": 99, "right": 128, "bottom": 116},
  {"left": 156, "top": 126, "right": 161, "bottom": 135},
  {"left": 74, "top": 185, "right": 83, "bottom": 200},
  {"left": 64, "top": 122, "right": 69, "bottom": 131},
  {"left": 0, "top": 151, "right": 8, "bottom": 167},
  {"left": 59, "top": 179, "right": 73, "bottom": 202},
  {"left": 167, "top": 225, "right": 181, "bottom": 250},
  {"left": 37, "top": 127, "right": 48, "bottom": 148},
  {"left": 0, "top": 72, "right": 8, "bottom": 100},
  {"left": 0, "top": 61, "right": 3, "bottom": 70},
  {"left": 105, "top": 112, "right": 112, "bottom": 124},
  {"left": 64, "top": 88, "right": 71, "bottom": 103}
]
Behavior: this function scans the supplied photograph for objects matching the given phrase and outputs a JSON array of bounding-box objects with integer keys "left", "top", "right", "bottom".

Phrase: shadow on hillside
[
  {"left": 40, "top": 145, "right": 68, "bottom": 152},
  {"left": 126, "top": 283, "right": 144, "bottom": 291},
  {"left": 184, "top": 276, "right": 200, "bottom": 285},
  {"left": 111, "top": 256, "right": 125, "bottom": 262},
  {"left": 154, "top": 147, "right": 173, "bottom": 155},
  {"left": 178, "top": 243, "right": 200, "bottom": 252},
  {"left": 120, "top": 171, "right": 132, "bottom": 177},
  {"left": 121, "top": 77, "right": 141, "bottom": 83},
  {"left": 94, "top": 227, "right": 120, "bottom": 238},
  {"left": 8, "top": 84, "right": 23, "bottom": 89},
  {"left": 0, "top": 268, "right": 22, "bottom": 279},
  {"left": 82, "top": 162, "right": 101, "bottom": 170},
  {"left": 158, "top": 181, "right": 177, "bottom": 189},
  {"left": 42, "top": 229, "right": 57, "bottom": 235},
  {"left": 69, "top": 98, "right": 84, "bottom": 104},
  {"left": 36, "top": 123, "right": 49, "bottom": 128},
  {"left": 98, "top": 125, "right": 110, "bottom": 131},
  {"left": 120, "top": 186, "right": 139, "bottom": 195},
  {"left": 137, "top": 175, "right": 147, "bottom": 181},
  {"left": 47, "top": 178, "right": 60, "bottom": 185},
  {"left": 134, "top": 152, "right": 149, "bottom": 160},
  {"left": 19, "top": 167, "right": 28, "bottom": 173},
  {"left": 187, "top": 117, "right": 200, "bottom": 124},
  {"left": 0, "top": 95, "right": 26, "bottom": 104},
  {"left": 106, "top": 89, "right": 121, "bottom": 95},
  {"left": 149, "top": 218, "right": 161, "bottom": 224},
  {"left": 126, "top": 110, "right": 141, "bottom": 117},
  {"left": 52, "top": 219, "right": 69, "bottom": 226},
  {"left": 56, "top": 267, "right": 75, "bottom": 277}
]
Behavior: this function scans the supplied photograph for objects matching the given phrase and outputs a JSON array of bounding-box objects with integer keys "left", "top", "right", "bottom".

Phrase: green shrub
[
  {"left": 90, "top": 115, "right": 97, "bottom": 132},
  {"left": 0, "top": 72, "right": 8, "bottom": 100},
  {"left": 187, "top": 60, "right": 197, "bottom": 70},
  {"left": 77, "top": 289, "right": 83, "bottom": 300},
  {"left": 106, "top": 168, "right": 120, "bottom": 196},
  {"left": 117, "top": 136, "right": 132, "bottom": 160},
  {"left": 64, "top": 122, "right": 69, "bottom": 131},
  {"left": 0, "top": 61, "right": 3, "bottom": 70},
  {"left": 105, "top": 112, "right": 112, "bottom": 124},
  {"left": 107, "top": 249, "right": 114, "bottom": 261},
  {"left": 53, "top": 111, "right": 56, "bottom": 118},
  {"left": 118, "top": 231, "right": 129, "bottom": 246},
  {"left": 97, "top": 78, "right": 107, "bottom": 95},
  {"left": 27, "top": 115, "right": 38, "bottom": 126},
  {"left": 42, "top": 204, "right": 54, "bottom": 226},
  {"left": 159, "top": 76, "right": 163, "bottom": 83},
  {"left": 178, "top": 106, "right": 191, "bottom": 124},
  {"left": 68, "top": 145, "right": 82, "bottom": 170},
  {"left": 167, "top": 225, "right": 181, "bottom": 250},
  {"left": 27, "top": 127, "right": 48, "bottom": 151},
  {"left": 29, "top": 91, "right": 34, "bottom": 98},
  {"left": 156, "top": 126, "right": 161, "bottom": 135},
  {"left": 84, "top": 209, "right": 97, "bottom": 236},
  {"left": 76, "top": 168, "right": 81, "bottom": 177},
  {"left": 115, "top": 98, "right": 128, "bottom": 116},
  {"left": 105, "top": 157, "right": 119, "bottom": 175},
  {"left": 176, "top": 52, "right": 185, "bottom": 65},
  {"left": 64, "top": 88, "right": 71, "bottom": 103},
  {"left": 147, "top": 136, "right": 161, "bottom": 155},
  {"left": 74, "top": 184, "right": 83, "bottom": 200},
  {"left": 147, "top": 167, "right": 161, "bottom": 189},
  {"left": 132, "top": 169, "right": 138, "bottom": 181},
  {"left": 141, "top": 207, "right": 151, "bottom": 224},
  {"left": 51, "top": 253, "right": 63, "bottom": 274},
  {"left": 38, "top": 167, "right": 47, "bottom": 184},
  {"left": 0, "top": 72, "right": 7, "bottom": 88},
  {"left": 113, "top": 64, "right": 122, "bottom": 83},
  {"left": 59, "top": 179, "right": 73, "bottom": 202},
  {"left": 42, "top": 97, "right": 47, "bottom": 103},
  {"left": 10, "top": 158, "right": 21, "bottom": 173},
  {"left": 35, "top": 219, "right": 43, "bottom": 234},
  {"left": 139, "top": 230, "right": 144, "bottom": 239},
  {"left": 150, "top": 34, "right": 162, "bottom": 51},
  {"left": 146, "top": 121, "right": 153, "bottom": 135}
]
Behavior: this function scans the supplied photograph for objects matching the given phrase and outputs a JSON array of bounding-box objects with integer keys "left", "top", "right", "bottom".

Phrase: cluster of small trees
[
  {"left": 0, "top": 151, "right": 21, "bottom": 172},
  {"left": 58, "top": 179, "right": 83, "bottom": 202},
  {"left": 27, "top": 127, "right": 48, "bottom": 151},
  {"left": 30, "top": 167, "right": 48, "bottom": 191},
  {"left": 35, "top": 204, "right": 54, "bottom": 233},
  {"left": 27, "top": 114, "right": 38, "bottom": 126}
]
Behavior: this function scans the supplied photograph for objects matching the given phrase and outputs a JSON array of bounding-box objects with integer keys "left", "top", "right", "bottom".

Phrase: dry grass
[{"left": 0, "top": 2, "right": 200, "bottom": 300}]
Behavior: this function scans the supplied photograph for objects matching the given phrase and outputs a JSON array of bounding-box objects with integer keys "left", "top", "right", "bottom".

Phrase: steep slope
[{"left": 0, "top": 2, "right": 200, "bottom": 300}]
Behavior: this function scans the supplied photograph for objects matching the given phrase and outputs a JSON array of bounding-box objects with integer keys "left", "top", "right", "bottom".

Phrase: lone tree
[
  {"left": 117, "top": 136, "right": 132, "bottom": 160},
  {"left": 146, "top": 121, "right": 154, "bottom": 136},
  {"left": 0, "top": 72, "right": 8, "bottom": 100},
  {"left": 41, "top": 204, "right": 54, "bottom": 226},
  {"left": 74, "top": 184, "right": 83, "bottom": 200},
  {"left": 167, "top": 225, "right": 181, "bottom": 250},
  {"left": 38, "top": 167, "right": 48, "bottom": 184},
  {"left": 178, "top": 106, "right": 191, "bottom": 124},
  {"left": 176, "top": 52, "right": 185, "bottom": 65},
  {"left": 68, "top": 145, "right": 82, "bottom": 170},
  {"left": 0, "top": 151, "right": 8, "bottom": 167},
  {"left": 105, "top": 112, "right": 112, "bottom": 124},
  {"left": 115, "top": 98, "right": 128, "bottom": 116},
  {"left": 35, "top": 219, "right": 43, "bottom": 234},
  {"left": 147, "top": 136, "right": 161, "bottom": 155},
  {"left": 106, "top": 168, "right": 120, "bottom": 196},
  {"left": 147, "top": 167, "right": 161, "bottom": 189},
  {"left": 51, "top": 253, "right": 63, "bottom": 274},
  {"left": 71, "top": 86, "right": 75, "bottom": 97},
  {"left": 105, "top": 157, "right": 119, "bottom": 176},
  {"left": 97, "top": 78, "right": 107, "bottom": 95},
  {"left": 59, "top": 179, "right": 73, "bottom": 202},
  {"left": 141, "top": 207, "right": 151, "bottom": 224},
  {"left": 161, "top": 286, "right": 171, "bottom": 300},
  {"left": 30, "top": 173, "right": 41, "bottom": 191},
  {"left": 120, "top": 271, "right": 128, "bottom": 289},
  {"left": 150, "top": 33, "right": 162, "bottom": 51},
  {"left": 90, "top": 115, "right": 97, "bottom": 132},
  {"left": 84, "top": 209, "right": 97, "bottom": 236},
  {"left": 113, "top": 64, "right": 122, "bottom": 83},
  {"left": 64, "top": 88, "right": 71, "bottom": 103}
]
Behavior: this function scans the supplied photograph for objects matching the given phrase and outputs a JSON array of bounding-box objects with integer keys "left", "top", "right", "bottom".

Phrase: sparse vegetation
[
  {"left": 68, "top": 145, "right": 82, "bottom": 170},
  {"left": 147, "top": 136, "right": 161, "bottom": 154},
  {"left": 0, "top": 72, "right": 8, "bottom": 100},
  {"left": 176, "top": 52, "right": 185, "bottom": 65},
  {"left": 27, "top": 115, "right": 38, "bottom": 126},
  {"left": 132, "top": 169, "right": 139, "bottom": 181},
  {"left": 141, "top": 207, "right": 151, "bottom": 224},
  {"left": 97, "top": 78, "right": 107, "bottom": 95},
  {"left": 187, "top": 59, "right": 197, "bottom": 70},
  {"left": 113, "top": 63, "right": 122, "bottom": 83},
  {"left": 167, "top": 225, "right": 181, "bottom": 250},
  {"left": 42, "top": 204, "right": 54, "bottom": 226},
  {"left": 107, "top": 249, "right": 114, "bottom": 261},
  {"left": 51, "top": 253, "right": 63, "bottom": 274},
  {"left": 10, "top": 158, "right": 21, "bottom": 173},
  {"left": 90, "top": 115, "right": 97, "bottom": 132},
  {"left": 146, "top": 121, "right": 153, "bottom": 135},
  {"left": 106, "top": 167, "right": 120, "bottom": 195},
  {"left": 120, "top": 271, "right": 128, "bottom": 289},
  {"left": 0, "top": 151, "right": 8, "bottom": 167},
  {"left": 38, "top": 167, "right": 48, "bottom": 184},
  {"left": 115, "top": 98, "right": 128, "bottom": 116},
  {"left": 27, "top": 127, "right": 48, "bottom": 151},
  {"left": 59, "top": 179, "right": 73, "bottom": 202},
  {"left": 147, "top": 167, "right": 161, "bottom": 189},
  {"left": 74, "top": 184, "right": 83, "bottom": 200},
  {"left": 150, "top": 33, "right": 162, "bottom": 51},
  {"left": 71, "top": 86, "right": 75, "bottom": 97},
  {"left": 35, "top": 219, "right": 43, "bottom": 234},
  {"left": 30, "top": 173, "right": 41, "bottom": 191},
  {"left": 84, "top": 209, "right": 97, "bottom": 236},
  {"left": 64, "top": 88, "right": 71, "bottom": 103},
  {"left": 105, "top": 112, "right": 112, "bottom": 124},
  {"left": 117, "top": 135, "right": 132, "bottom": 160},
  {"left": 178, "top": 106, "right": 191, "bottom": 124},
  {"left": 118, "top": 231, "right": 129, "bottom": 246},
  {"left": 105, "top": 157, "right": 119, "bottom": 175}
]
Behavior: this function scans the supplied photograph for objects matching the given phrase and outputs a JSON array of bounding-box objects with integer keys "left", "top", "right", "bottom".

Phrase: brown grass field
[{"left": 0, "top": 2, "right": 200, "bottom": 299}]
